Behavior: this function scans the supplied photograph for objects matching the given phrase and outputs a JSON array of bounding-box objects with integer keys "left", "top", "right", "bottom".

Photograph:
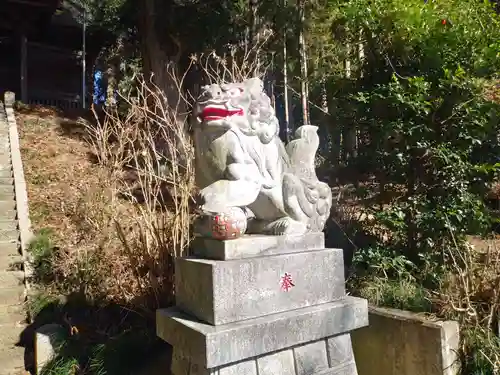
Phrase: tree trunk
[
  {"left": 139, "top": 0, "right": 186, "bottom": 116},
  {"left": 105, "top": 34, "right": 124, "bottom": 108},
  {"left": 249, "top": 0, "right": 259, "bottom": 44},
  {"left": 298, "top": 0, "right": 310, "bottom": 125},
  {"left": 106, "top": 64, "right": 116, "bottom": 107}
]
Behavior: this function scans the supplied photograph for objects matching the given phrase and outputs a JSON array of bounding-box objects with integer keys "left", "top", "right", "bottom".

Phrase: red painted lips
[{"left": 201, "top": 106, "right": 244, "bottom": 121}]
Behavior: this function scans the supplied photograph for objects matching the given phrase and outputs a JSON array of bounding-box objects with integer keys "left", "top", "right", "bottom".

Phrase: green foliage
[
  {"left": 29, "top": 228, "right": 54, "bottom": 259},
  {"left": 352, "top": 245, "right": 416, "bottom": 279},
  {"left": 357, "top": 277, "right": 432, "bottom": 313},
  {"left": 462, "top": 327, "right": 500, "bottom": 375},
  {"left": 40, "top": 355, "right": 79, "bottom": 375},
  {"left": 333, "top": 0, "right": 500, "bottom": 260},
  {"left": 28, "top": 228, "right": 56, "bottom": 284},
  {"left": 39, "top": 327, "right": 159, "bottom": 375},
  {"left": 350, "top": 245, "right": 432, "bottom": 312},
  {"left": 68, "top": 0, "right": 135, "bottom": 37},
  {"left": 331, "top": 1, "right": 500, "bottom": 373}
]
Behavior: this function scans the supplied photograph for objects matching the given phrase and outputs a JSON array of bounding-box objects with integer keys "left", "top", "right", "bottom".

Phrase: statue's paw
[
  {"left": 261, "top": 179, "right": 276, "bottom": 189},
  {"left": 269, "top": 217, "right": 308, "bottom": 236}
]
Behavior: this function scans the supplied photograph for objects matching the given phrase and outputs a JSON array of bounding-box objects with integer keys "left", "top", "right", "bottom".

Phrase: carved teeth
[{"left": 201, "top": 106, "right": 244, "bottom": 120}]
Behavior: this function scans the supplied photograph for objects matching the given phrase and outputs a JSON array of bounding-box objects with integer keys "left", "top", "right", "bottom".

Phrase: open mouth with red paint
[{"left": 201, "top": 105, "right": 244, "bottom": 121}]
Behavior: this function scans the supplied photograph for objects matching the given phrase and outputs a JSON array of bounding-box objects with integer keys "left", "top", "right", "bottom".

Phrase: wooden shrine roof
[{"left": 0, "top": 0, "right": 62, "bottom": 33}]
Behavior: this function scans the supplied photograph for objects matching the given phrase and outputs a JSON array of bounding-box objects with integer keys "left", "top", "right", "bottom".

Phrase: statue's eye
[{"left": 228, "top": 88, "right": 242, "bottom": 97}]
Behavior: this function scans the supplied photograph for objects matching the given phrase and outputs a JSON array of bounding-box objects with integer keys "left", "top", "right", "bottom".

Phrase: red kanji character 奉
[{"left": 280, "top": 273, "right": 295, "bottom": 292}]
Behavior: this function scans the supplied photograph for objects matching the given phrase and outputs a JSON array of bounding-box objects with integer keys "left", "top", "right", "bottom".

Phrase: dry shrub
[
  {"left": 20, "top": 68, "right": 196, "bottom": 313},
  {"left": 79, "top": 68, "right": 196, "bottom": 311},
  {"left": 483, "top": 79, "right": 500, "bottom": 104},
  {"left": 189, "top": 31, "right": 273, "bottom": 84},
  {"left": 436, "top": 238, "right": 500, "bottom": 373}
]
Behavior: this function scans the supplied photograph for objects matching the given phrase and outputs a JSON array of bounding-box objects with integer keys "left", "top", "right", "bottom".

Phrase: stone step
[
  {"left": 0, "top": 246, "right": 22, "bottom": 262},
  {"left": 0, "top": 195, "right": 15, "bottom": 203},
  {"left": 0, "top": 186, "right": 14, "bottom": 195},
  {"left": 0, "top": 272, "right": 24, "bottom": 290},
  {"left": 0, "top": 213, "right": 16, "bottom": 222},
  {"left": 0, "top": 203, "right": 16, "bottom": 221},
  {"left": 0, "top": 322, "right": 26, "bottom": 352},
  {"left": 0, "top": 179, "right": 13, "bottom": 186},
  {"left": 0, "top": 305, "right": 26, "bottom": 326},
  {"left": 0, "top": 221, "right": 17, "bottom": 231},
  {"left": 0, "top": 244, "right": 23, "bottom": 269},
  {"left": 0, "top": 166, "right": 12, "bottom": 175},
  {"left": 0, "top": 230, "right": 19, "bottom": 244},
  {"left": 0, "top": 201, "right": 16, "bottom": 208},
  {"left": 0, "top": 288, "right": 24, "bottom": 307},
  {"left": 0, "top": 345, "right": 25, "bottom": 375},
  {"left": 0, "top": 170, "right": 12, "bottom": 179},
  {"left": 0, "top": 321, "right": 25, "bottom": 347},
  {"left": 0, "top": 195, "right": 15, "bottom": 206}
]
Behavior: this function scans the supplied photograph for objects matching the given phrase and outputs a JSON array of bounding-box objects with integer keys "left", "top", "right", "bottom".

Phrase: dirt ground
[{"left": 16, "top": 105, "right": 101, "bottom": 241}]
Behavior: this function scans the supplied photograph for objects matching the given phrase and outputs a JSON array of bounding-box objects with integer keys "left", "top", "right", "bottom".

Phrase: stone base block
[
  {"left": 157, "top": 296, "right": 368, "bottom": 370},
  {"left": 191, "top": 232, "right": 325, "bottom": 260},
  {"left": 170, "top": 333, "right": 359, "bottom": 375},
  {"left": 176, "top": 248, "right": 346, "bottom": 325}
]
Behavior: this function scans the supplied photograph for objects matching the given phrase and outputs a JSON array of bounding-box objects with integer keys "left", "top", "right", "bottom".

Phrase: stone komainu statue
[{"left": 193, "top": 78, "right": 332, "bottom": 239}]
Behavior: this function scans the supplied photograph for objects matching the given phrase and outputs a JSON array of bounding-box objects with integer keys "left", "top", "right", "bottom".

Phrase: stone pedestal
[{"left": 156, "top": 233, "right": 369, "bottom": 375}]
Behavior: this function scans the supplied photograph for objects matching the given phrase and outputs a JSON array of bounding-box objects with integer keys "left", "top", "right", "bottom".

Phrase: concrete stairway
[{"left": 0, "top": 102, "right": 27, "bottom": 374}]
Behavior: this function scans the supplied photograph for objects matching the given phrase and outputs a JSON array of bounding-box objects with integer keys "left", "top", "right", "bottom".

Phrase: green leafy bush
[
  {"left": 331, "top": 1, "right": 500, "bottom": 373},
  {"left": 335, "top": 0, "right": 500, "bottom": 263}
]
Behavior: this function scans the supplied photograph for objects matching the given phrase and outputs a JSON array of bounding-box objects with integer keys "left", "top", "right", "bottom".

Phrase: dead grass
[
  {"left": 18, "top": 107, "right": 102, "bottom": 238},
  {"left": 439, "top": 236, "right": 500, "bottom": 373},
  {"left": 484, "top": 79, "right": 500, "bottom": 104},
  {"left": 17, "top": 107, "right": 134, "bottom": 304}
]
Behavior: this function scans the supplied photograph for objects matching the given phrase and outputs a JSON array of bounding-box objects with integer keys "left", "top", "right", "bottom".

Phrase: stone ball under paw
[{"left": 206, "top": 207, "right": 248, "bottom": 240}]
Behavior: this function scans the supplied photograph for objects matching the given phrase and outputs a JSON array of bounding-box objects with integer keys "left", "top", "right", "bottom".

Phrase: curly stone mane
[{"left": 238, "top": 78, "right": 279, "bottom": 145}]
